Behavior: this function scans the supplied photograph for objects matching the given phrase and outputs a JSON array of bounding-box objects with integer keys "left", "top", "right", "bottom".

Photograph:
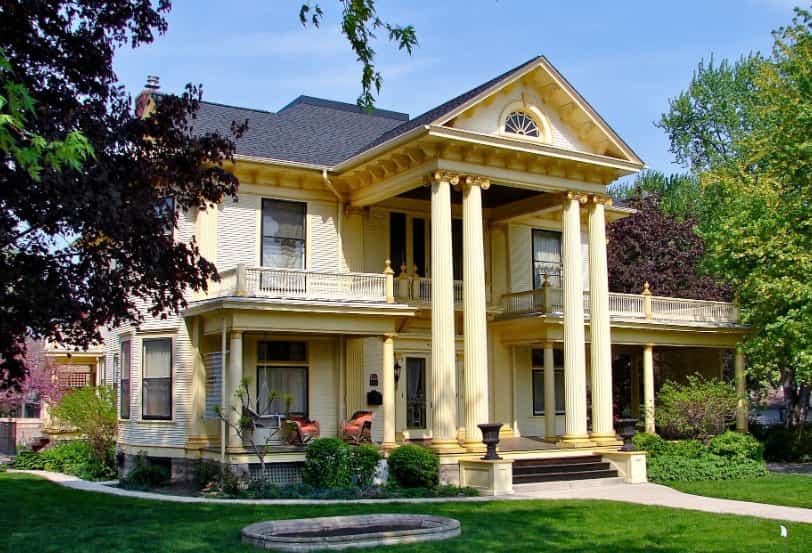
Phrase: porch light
[{"left": 393, "top": 359, "right": 401, "bottom": 383}]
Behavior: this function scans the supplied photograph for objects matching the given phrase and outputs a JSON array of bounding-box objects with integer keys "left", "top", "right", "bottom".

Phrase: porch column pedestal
[
  {"left": 430, "top": 171, "right": 463, "bottom": 452},
  {"left": 643, "top": 344, "right": 655, "bottom": 433},
  {"left": 735, "top": 348, "right": 748, "bottom": 433},
  {"left": 543, "top": 342, "right": 558, "bottom": 441},
  {"left": 560, "top": 192, "right": 591, "bottom": 446},
  {"left": 382, "top": 334, "right": 397, "bottom": 448},
  {"left": 227, "top": 330, "right": 244, "bottom": 452},
  {"left": 462, "top": 176, "right": 490, "bottom": 451},
  {"left": 587, "top": 196, "right": 618, "bottom": 445}
]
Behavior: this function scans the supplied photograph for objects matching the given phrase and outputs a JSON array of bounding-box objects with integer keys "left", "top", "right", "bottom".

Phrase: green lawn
[
  {"left": 667, "top": 474, "right": 812, "bottom": 509},
  {"left": 2, "top": 473, "right": 810, "bottom": 553}
]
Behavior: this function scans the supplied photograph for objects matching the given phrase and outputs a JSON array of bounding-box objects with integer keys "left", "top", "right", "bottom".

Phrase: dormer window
[{"left": 504, "top": 110, "right": 541, "bottom": 137}]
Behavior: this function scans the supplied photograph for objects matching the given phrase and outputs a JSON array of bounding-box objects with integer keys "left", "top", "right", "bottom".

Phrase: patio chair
[
  {"left": 340, "top": 410, "right": 374, "bottom": 444},
  {"left": 285, "top": 415, "right": 320, "bottom": 446}
]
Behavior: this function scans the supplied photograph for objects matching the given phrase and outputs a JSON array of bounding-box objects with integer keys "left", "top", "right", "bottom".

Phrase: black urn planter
[
  {"left": 478, "top": 422, "right": 503, "bottom": 460},
  {"left": 615, "top": 418, "right": 638, "bottom": 451}
]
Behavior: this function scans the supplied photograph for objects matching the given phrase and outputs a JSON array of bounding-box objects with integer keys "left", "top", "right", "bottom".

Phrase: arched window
[{"left": 504, "top": 111, "right": 540, "bottom": 138}]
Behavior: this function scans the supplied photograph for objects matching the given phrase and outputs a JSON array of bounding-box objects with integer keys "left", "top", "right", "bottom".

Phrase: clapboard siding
[
  {"left": 509, "top": 224, "right": 532, "bottom": 293},
  {"left": 218, "top": 194, "right": 259, "bottom": 270},
  {"left": 363, "top": 337, "right": 384, "bottom": 442},
  {"left": 309, "top": 339, "right": 338, "bottom": 437},
  {"left": 364, "top": 207, "right": 388, "bottom": 274},
  {"left": 308, "top": 202, "right": 338, "bottom": 272}
]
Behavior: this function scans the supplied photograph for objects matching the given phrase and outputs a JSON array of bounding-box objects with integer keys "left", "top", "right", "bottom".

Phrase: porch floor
[{"left": 497, "top": 436, "right": 556, "bottom": 453}]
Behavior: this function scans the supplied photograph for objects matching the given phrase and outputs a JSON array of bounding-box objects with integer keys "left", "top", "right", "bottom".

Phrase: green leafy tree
[
  {"left": 51, "top": 386, "right": 117, "bottom": 469},
  {"left": 611, "top": 170, "right": 703, "bottom": 221},
  {"left": 659, "top": 8, "right": 812, "bottom": 428}
]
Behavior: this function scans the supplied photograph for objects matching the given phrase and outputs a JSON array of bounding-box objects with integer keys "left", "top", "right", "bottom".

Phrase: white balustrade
[
  {"left": 397, "top": 276, "right": 464, "bottom": 306},
  {"left": 500, "top": 288, "right": 739, "bottom": 324}
]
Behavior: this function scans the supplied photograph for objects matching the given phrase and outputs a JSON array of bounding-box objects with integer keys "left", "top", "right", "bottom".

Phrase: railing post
[
  {"left": 397, "top": 263, "right": 410, "bottom": 300},
  {"left": 642, "top": 281, "right": 652, "bottom": 319},
  {"left": 235, "top": 263, "right": 247, "bottom": 297},
  {"left": 542, "top": 273, "right": 552, "bottom": 313},
  {"left": 384, "top": 260, "right": 395, "bottom": 304}
]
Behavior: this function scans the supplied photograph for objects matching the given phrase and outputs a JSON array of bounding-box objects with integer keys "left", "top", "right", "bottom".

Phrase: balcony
[
  {"left": 213, "top": 266, "right": 390, "bottom": 303},
  {"left": 500, "top": 287, "right": 739, "bottom": 325},
  {"left": 395, "top": 276, "right": 463, "bottom": 306}
]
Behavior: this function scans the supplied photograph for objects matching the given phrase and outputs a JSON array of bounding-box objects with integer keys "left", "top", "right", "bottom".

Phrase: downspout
[
  {"left": 220, "top": 320, "right": 227, "bottom": 468},
  {"left": 322, "top": 169, "right": 346, "bottom": 271}
]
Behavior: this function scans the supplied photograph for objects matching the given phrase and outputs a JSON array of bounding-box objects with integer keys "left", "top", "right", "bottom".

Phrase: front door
[{"left": 406, "top": 357, "right": 427, "bottom": 430}]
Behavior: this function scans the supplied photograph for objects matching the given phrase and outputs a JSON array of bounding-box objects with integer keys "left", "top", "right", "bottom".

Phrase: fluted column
[
  {"left": 382, "top": 334, "right": 397, "bottom": 447},
  {"left": 561, "top": 192, "right": 590, "bottom": 445},
  {"left": 735, "top": 348, "right": 748, "bottom": 433},
  {"left": 543, "top": 342, "right": 557, "bottom": 440},
  {"left": 462, "top": 176, "right": 490, "bottom": 450},
  {"left": 227, "top": 330, "right": 243, "bottom": 451},
  {"left": 430, "top": 171, "right": 461, "bottom": 451},
  {"left": 588, "top": 196, "right": 616, "bottom": 444},
  {"left": 643, "top": 344, "right": 655, "bottom": 433}
]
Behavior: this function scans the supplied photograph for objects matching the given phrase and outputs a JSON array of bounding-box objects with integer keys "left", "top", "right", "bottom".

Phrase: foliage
[
  {"left": 299, "top": 1, "right": 417, "bottom": 109},
  {"left": 607, "top": 193, "right": 729, "bottom": 300},
  {"left": 655, "top": 374, "right": 738, "bottom": 439},
  {"left": 8, "top": 472, "right": 812, "bottom": 553},
  {"left": 302, "top": 437, "right": 352, "bottom": 488},
  {"left": 632, "top": 432, "right": 667, "bottom": 456},
  {"left": 51, "top": 386, "right": 117, "bottom": 468},
  {"left": 610, "top": 170, "right": 704, "bottom": 221},
  {"left": 659, "top": 8, "right": 812, "bottom": 428},
  {"left": 349, "top": 443, "right": 383, "bottom": 487},
  {"left": 386, "top": 444, "right": 439, "bottom": 488},
  {"left": 647, "top": 452, "right": 767, "bottom": 482},
  {"left": 708, "top": 431, "right": 764, "bottom": 461},
  {"left": 0, "top": 340, "right": 67, "bottom": 416},
  {"left": 237, "top": 480, "right": 478, "bottom": 500},
  {"left": 669, "top": 474, "right": 812, "bottom": 509},
  {"left": 119, "top": 454, "right": 169, "bottom": 491},
  {"left": 753, "top": 424, "right": 812, "bottom": 462},
  {"left": 11, "top": 441, "right": 115, "bottom": 480}
]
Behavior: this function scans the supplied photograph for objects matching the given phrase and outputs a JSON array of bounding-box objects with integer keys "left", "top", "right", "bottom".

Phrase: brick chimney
[{"left": 135, "top": 75, "right": 160, "bottom": 118}]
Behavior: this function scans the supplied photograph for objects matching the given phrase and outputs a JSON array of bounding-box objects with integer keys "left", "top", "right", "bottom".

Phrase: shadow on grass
[{"left": 2, "top": 473, "right": 809, "bottom": 553}]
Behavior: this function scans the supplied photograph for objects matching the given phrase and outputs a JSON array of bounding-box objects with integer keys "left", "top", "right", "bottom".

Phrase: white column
[
  {"left": 227, "top": 330, "right": 243, "bottom": 451},
  {"left": 588, "top": 197, "right": 616, "bottom": 443},
  {"left": 543, "top": 342, "right": 557, "bottom": 440},
  {"left": 735, "top": 348, "right": 748, "bottom": 433},
  {"left": 643, "top": 344, "right": 655, "bottom": 433},
  {"left": 382, "top": 334, "right": 397, "bottom": 447},
  {"left": 462, "top": 176, "right": 490, "bottom": 450},
  {"left": 561, "top": 193, "right": 590, "bottom": 444},
  {"left": 430, "top": 171, "right": 461, "bottom": 451}
]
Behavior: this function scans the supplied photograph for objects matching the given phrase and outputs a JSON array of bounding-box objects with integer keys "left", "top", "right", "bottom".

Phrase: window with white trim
[
  {"left": 261, "top": 199, "right": 306, "bottom": 268},
  {"left": 531, "top": 348, "right": 565, "bottom": 416},
  {"left": 504, "top": 111, "right": 541, "bottom": 138},
  {"left": 256, "top": 341, "right": 308, "bottom": 416},
  {"left": 119, "top": 340, "right": 131, "bottom": 419},
  {"left": 142, "top": 338, "right": 172, "bottom": 420}
]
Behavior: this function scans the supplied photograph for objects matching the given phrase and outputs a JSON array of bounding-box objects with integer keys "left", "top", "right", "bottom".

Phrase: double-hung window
[
  {"left": 120, "top": 340, "right": 131, "bottom": 419},
  {"left": 531, "top": 348, "right": 565, "bottom": 416},
  {"left": 261, "top": 199, "right": 306, "bottom": 268},
  {"left": 256, "top": 341, "right": 308, "bottom": 417},
  {"left": 532, "top": 229, "right": 562, "bottom": 289},
  {"left": 142, "top": 338, "right": 172, "bottom": 420}
]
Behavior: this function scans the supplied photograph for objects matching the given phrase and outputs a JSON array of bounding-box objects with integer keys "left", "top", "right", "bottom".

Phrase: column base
[
  {"left": 430, "top": 439, "right": 467, "bottom": 454},
  {"left": 462, "top": 440, "right": 487, "bottom": 453},
  {"left": 542, "top": 435, "right": 562, "bottom": 443},
  {"left": 589, "top": 432, "right": 623, "bottom": 446},
  {"left": 381, "top": 441, "right": 399, "bottom": 452},
  {"left": 557, "top": 434, "right": 595, "bottom": 448}
]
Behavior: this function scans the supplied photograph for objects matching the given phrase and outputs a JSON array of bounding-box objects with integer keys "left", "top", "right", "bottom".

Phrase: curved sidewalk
[{"left": 10, "top": 470, "right": 812, "bottom": 524}]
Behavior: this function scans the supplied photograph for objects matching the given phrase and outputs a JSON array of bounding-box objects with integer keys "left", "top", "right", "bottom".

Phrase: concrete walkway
[{"left": 8, "top": 470, "right": 812, "bottom": 524}]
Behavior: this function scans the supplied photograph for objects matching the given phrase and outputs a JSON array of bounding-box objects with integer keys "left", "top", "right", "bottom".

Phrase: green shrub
[
  {"left": 657, "top": 374, "right": 738, "bottom": 439},
  {"left": 0, "top": 463, "right": 6, "bottom": 472},
  {"left": 119, "top": 454, "right": 170, "bottom": 490},
  {"left": 758, "top": 425, "right": 812, "bottom": 462},
  {"left": 709, "top": 431, "right": 764, "bottom": 461},
  {"left": 51, "top": 386, "right": 117, "bottom": 467},
  {"left": 41, "top": 440, "right": 115, "bottom": 480},
  {"left": 302, "top": 438, "right": 352, "bottom": 489},
  {"left": 648, "top": 452, "right": 767, "bottom": 482},
  {"left": 667, "top": 439, "right": 707, "bottom": 459},
  {"left": 632, "top": 432, "right": 666, "bottom": 457},
  {"left": 387, "top": 444, "right": 439, "bottom": 488},
  {"left": 349, "top": 444, "right": 383, "bottom": 487},
  {"left": 11, "top": 450, "right": 46, "bottom": 470}
]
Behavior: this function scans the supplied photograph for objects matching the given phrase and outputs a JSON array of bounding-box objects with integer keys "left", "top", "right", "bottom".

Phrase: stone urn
[
  {"left": 478, "top": 422, "right": 503, "bottom": 460},
  {"left": 615, "top": 418, "right": 638, "bottom": 451}
]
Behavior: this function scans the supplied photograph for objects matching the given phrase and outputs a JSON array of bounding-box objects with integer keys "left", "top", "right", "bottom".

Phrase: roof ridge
[{"left": 278, "top": 95, "right": 409, "bottom": 121}]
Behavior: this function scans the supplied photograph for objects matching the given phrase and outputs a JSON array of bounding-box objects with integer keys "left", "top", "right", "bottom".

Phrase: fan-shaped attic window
[{"left": 504, "top": 111, "right": 540, "bottom": 138}]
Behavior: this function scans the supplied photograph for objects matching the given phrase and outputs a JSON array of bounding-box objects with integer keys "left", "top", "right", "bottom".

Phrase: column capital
[
  {"left": 588, "top": 194, "right": 613, "bottom": 207},
  {"left": 424, "top": 170, "right": 461, "bottom": 187},
  {"left": 463, "top": 175, "right": 491, "bottom": 191},
  {"left": 229, "top": 330, "right": 242, "bottom": 341},
  {"left": 562, "top": 191, "right": 590, "bottom": 204}
]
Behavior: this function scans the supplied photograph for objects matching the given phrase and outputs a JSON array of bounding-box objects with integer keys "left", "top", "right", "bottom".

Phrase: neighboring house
[
  {"left": 751, "top": 388, "right": 812, "bottom": 426},
  {"left": 102, "top": 57, "right": 747, "bottom": 482}
]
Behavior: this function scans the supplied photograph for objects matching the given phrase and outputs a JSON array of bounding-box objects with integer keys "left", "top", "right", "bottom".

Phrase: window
[
  {"left": 22, "top": 392, "right": 41, "bottom": 419},
  {"left": 120, "top": 341, "right": 131, "bottom": 419},
  {"left": 504, "top": 111, "right": 541, "bottom": 137},
  {"left": 532, "top": 229, "right": 562, "bottom": 289},
  {"left": 531, "top": 348, "right": 565, "bottom": 416},
  {"left": 261, "top": 199, "right": 306, "bottom": 268},
  {"left": 406, "top": 357, "right": 427, "bottom": 429},
  {"left": 389, "top": 212, "right": 407, "bottom": 274},
  {"left": 155, "top": 196, "right": 175, "bottom": 237},
  {"left": 256, "top": 341, "right": 308, "bottom": 416},
  {"left": 412, "top": 218, "right": 426, "bottom": 276},
  {"left": 389, "top": 213, "right": 428, "bottom": 276},
  {"left": 142, "top": 338, "right": 172, "bottom": 420}
]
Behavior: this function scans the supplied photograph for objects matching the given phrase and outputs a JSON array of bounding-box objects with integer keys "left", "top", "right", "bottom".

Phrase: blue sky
[{"left": 114, "top": 0, "right": 799, "bottom": 175}]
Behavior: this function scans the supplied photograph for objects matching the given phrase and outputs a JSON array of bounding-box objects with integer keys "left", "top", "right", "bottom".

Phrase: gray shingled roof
[{"left": 183, "top": 56, "right": 542, "bottom": 167}]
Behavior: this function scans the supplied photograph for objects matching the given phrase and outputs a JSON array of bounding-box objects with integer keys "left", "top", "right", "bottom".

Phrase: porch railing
[
  {"left": 500, "top": 286, "right": 739, "bottom": 324},
  {"left": 213, "top": 265, "right": 389, "bottom": 303},
  {"left": 395, "top": 275, "right": 464, "bottom": 306}
]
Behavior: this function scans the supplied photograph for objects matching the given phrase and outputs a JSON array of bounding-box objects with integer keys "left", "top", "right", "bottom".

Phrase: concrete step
[
  {"left": 513, "top": 476, "right": 626, "bottom": 493},
  {"left": 514, "top": 468, "right": 618, "bottom": 484},
  {"left": 513, "top": 461, "right": 612, "bottom": 475}
]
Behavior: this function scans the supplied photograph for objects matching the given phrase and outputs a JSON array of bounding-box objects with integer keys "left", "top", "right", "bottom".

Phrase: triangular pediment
[{"left": 435, "top": 58, "right": 642, "bottom": 165}]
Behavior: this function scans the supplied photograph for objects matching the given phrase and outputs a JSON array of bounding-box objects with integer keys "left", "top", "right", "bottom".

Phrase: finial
[
  {"left": 643, "top": 281, "right": 651, "bottom": 295},
  {"left": 384, "top": 259, "right": 394, "bottom": 275}
]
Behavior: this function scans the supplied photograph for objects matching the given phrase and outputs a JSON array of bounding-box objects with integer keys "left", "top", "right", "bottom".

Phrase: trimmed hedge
[
  {"left": 302, "top": 438, "right": 353, "bottom": 488},
  {"left": 387, "top": 444, "right": 439, "bottom": 488}
]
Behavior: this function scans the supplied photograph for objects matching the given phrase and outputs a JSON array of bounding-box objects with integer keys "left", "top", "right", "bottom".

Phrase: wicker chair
[
  {"left": 285, "top": 416, "right": 320, "bottom": 446},
  {"left": 340, "top": 410, "right": 374, "bottom": 444}
]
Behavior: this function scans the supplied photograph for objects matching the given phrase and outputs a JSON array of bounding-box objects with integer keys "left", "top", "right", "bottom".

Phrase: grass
[
  {"left": 667, "top": 473, "right": 812, "bottom": 509},
  {"left": 2, "top": 473, "right": 811, "bottom": 552}
]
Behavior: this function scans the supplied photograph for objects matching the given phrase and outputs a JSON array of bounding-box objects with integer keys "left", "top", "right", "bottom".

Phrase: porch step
[{"left": 512, "top": 454, "right": 618, "bottom": 484}]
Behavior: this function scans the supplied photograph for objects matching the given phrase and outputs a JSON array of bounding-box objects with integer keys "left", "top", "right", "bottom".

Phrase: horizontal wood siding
[
  {"left": 509, "top": 224, "right": 532, "bottom": 293},
  {"left": 309, "top": 339, "right": 338, "bottom": 437},
  {"left": 308, "top": 202, "right": 338, "bottom": 272},
  {"left": 218, "top": 194, "right": 259, "bottom": 270},
  {"left": 363, "top": 337, "right": 384, "bottom": 443}
]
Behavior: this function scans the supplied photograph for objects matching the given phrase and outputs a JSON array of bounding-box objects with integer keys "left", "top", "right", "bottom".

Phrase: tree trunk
[
  {"left": 782, "top": 369, "right": 797, "bottom": 429},
  {"left": 796, "top": 385, "right": 810, "bottom": 429}
]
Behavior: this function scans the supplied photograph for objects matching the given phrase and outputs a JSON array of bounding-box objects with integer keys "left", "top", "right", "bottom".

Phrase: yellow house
[{"left": 106, "top": 57, "right": 746, "bottom": 483}]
